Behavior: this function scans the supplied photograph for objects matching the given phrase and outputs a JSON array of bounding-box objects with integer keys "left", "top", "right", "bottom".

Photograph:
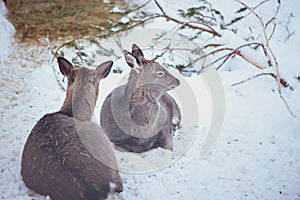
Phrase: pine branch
[{"left": 153, "top": 0, "right": 221, "bottom": 37}]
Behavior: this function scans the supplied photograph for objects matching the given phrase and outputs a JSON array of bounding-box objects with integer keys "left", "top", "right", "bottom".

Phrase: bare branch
[
  {"left": 265, "top": 17, "right": 275, "bottom": 29},
  {"left": 153, "top": 0, "right": 166, "bottom": 16},
  {"left": 200, "top": 42, "right": 266, "bottom": 70},
  {"left": 234, "top": 51, "right": 265, "bottom": 70},
  {"left": 284, "top": 13, "right": 295, "bottom": 42},
  {"left": 7, "top": 167, "right": 16, "bottom": 181},
  {"left": 235, "top": 0, "right": 280, "bottom": 87},
  {"left": 236, "top": 0, "right": 296, "bottom": 119},
  {"left": 268, "top": 23, "right": 277, "bottom": 40},
  {"left": 253, "top": 0, "right": 270, "bottom": 10},
  {"left": 128, "top": 0, "right": 152, "bottom": 13},
  {"left": 279, "top": 94, "right": 298, "bottom": 119},
  {"left": 203, "top": 43, "right": 223, "bottom": 49},
  {"left": 46, "top": 37, "right": 66, "bottom": 91},
  {"left": 212, "top": 50, "right": 265, "bottom": 70},
  {"left": 55, "top": 38, "right": 77, "bottom": 58},
  {"left": 231, "top": 72, "right": 289, "bottom": 88},
  {"left": 153, "top": 0, "right": 221, "bottom": 37}
]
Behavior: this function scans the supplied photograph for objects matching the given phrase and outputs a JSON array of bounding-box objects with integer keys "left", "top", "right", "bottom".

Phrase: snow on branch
[{"left": 235, "top": 0, "right": 297, "bottom": 119}]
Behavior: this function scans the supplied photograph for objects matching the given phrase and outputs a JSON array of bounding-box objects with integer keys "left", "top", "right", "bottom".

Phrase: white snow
[
  {"left": 1, "top": 0, "right": 300, "bottom": 200},
  {"left": 110, "top": 6, "right": 125, "bottom": 14},
  {"left": 0, "top": 1, "right": 15, "bottom": 62},
  {"left": 119, "top": 16, "right": 130, "bottom": 24}
]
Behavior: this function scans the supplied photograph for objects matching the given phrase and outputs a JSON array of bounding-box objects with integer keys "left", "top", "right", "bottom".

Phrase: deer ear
[
  {"left": 58, "top": 57, "right": 73, "bottom": 76},
  {"left": 132, "top": 44, "right": 144, "bottom": 58},
  {"left": 124, "top": 50, "right": 138, "bottom": 68},
  {"left": 96, "top": 61, "right": 113, "bottom": 79}
]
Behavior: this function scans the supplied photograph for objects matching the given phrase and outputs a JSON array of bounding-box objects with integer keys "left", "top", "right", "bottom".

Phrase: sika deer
[
  {"left": 100, "top": 44, "right": 181, "bottom": 153},
  {"left": 21, "top": 57, "right": 122, "bottom": 200}
]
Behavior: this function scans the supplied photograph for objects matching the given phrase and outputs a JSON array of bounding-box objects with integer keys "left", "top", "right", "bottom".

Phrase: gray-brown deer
[
  {"left": 100, "top": 44, "right": 181, "bottom": 153},
  {"left": 21, "top": 57, "right": 122, "bottom": 200}
]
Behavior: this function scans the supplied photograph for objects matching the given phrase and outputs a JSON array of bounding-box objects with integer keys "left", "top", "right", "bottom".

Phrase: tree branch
[
  {"left": 153, "top": 0, "right": 221, "bottom": 37},
  {"left": 236, "top": 0, "right": 296, "bottom": 118},
  {"left": 46, "top": 37, "right": 66, "bottom": 91},
  {"left": 199, "top": 42, "right": 266, "bottom": 70},
  {"left": 231, "top": 72, "right": 289, "bottom": 88}
]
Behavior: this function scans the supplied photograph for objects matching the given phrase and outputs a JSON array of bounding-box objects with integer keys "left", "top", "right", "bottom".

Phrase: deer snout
[{"left": 168, "top": 78, "right": 180, "bottom": 90}]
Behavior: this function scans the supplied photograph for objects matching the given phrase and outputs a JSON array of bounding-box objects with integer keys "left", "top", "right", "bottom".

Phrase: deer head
[
  {"left": 58, "top": 57, "right": 113, "bottom": 121},
  {"left": 124, "top": 44, "right": 180, "bottom": 96}
]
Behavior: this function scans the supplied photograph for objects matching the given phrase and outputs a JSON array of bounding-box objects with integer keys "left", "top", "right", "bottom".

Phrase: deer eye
[{"left": 157, "top": 71, "right": 164, "bottom": 78}]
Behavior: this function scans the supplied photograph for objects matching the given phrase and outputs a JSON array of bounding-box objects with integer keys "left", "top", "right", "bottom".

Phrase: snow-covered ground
[{"left": 1, "top": 0, "right": 300, "bottom": 200}]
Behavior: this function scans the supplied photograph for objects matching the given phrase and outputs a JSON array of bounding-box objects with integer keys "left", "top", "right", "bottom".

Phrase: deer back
[{"left": 21, "top": 57, "right": 122, "bottom": 200}]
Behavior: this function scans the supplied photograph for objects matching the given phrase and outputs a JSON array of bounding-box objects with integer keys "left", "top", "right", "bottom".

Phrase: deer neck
[
  {"left": 129, "top": 84, "right": 161, "bottom": 126},
  {"left": 59, "top": 88, "right": 74, "bottom": 117},
  {"left": 59, "top": 83, "right": 97, "bottom": 122},
  {"left": 110, "top": 75, "right": 168, "bottom": 138},
  {"left": 124, "top": 71, "right": 138, "bottom": 101}
]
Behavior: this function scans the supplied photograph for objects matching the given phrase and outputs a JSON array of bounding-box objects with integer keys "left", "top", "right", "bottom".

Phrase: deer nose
[
  {"left": 175, "top": 78, "right": 180, "bottom": 86},
  {"left": 168, "top": 78, "right": 180, "bottom": 90},
  {"left": 172, "top": 78, "right": 180, "bottom": 87}
]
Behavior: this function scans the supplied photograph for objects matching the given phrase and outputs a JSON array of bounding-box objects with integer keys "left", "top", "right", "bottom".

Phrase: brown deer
[
  {"left": 21, "top": 57, "right": 122, "bottom": 200},
  {"left": 100, "top": 44, "right": 181, "bottom": 153}
]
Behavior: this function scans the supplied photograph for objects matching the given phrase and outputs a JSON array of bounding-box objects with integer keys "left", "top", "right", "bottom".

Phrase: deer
[
  {"left": 100, "top": 44, "right": 181, "bottom": 153},
  {"left": 21, "top": 57, "right": 123, "bottom": 200}
]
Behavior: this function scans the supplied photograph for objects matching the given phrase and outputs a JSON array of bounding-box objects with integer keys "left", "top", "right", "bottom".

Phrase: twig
[
  {"left": 121, "top": 14, "right": 160, "bottom": 32},
  {"left": 55, "top": 38, "right": 77, "bottom": 57},
  {"left": 234, "top": 51, "right": 265, "bottom": 70},
  {"left": 253, "top": 0, "right": 270, "bottom": 10},
  {"left": 235, "top": 1, "right": 279, "bottom": 88},
  {"left": 199, "top": 42, "right": 266, "bottom": 70},
  {"left": 153, "top": 0, "right": 221, "bottom": 37},
  {"left": 265, "top": 0, "right": 281, "bottom": 38},
  {"left": 284, "top": 13, "right": 295, "bottom": 42},
  {"left": 216, "top": 51, "right": 235, "bottom": 70},
  {"left": 7, "top": 167, "right": 16, "bottom": 181},
  {"left": 279, "top": 94, "right": 298, "bottom": 119},
  {"left": 236, "top": 0, "right": 297, "bottom": 119},
  {"left": 231, "top": 72, "right": 289, "bottom": 88},
  {"left": 268, "top": 23, "right": 277, "bottom": 40},
  {"left": 153, "top": 0, "right": 166, "bottom": 16},
  {"left": 265, "top": 17, "right": 275, "bottom": 29},
  {"left": 127, "top": 0, "right": 152, "bottom": 14},
  {"left": 227, "top": 0, "right": 270, "bottom": 26},
  {"left": 203, "top": 43, "right": 223, "bottom": 49},
  {"left": 46, "top": 37, "right": 66, "bottom": 91}
]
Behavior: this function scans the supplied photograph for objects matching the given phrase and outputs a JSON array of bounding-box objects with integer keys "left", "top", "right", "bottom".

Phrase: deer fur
[
  {"left": 100, "top": 44, "right": 181, "bottom": 153},
  {"left": 21, "top": 57, "right": 122, "bottom": 200}
]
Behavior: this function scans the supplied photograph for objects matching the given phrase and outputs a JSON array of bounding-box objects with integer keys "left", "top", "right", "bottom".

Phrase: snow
[
  {"left": 110, "top": 6, "right": 125, "bottom": 14},
  {"left": 0, "top": 1, "right": 15, "bottom": 62},
  {"left": 1, "top": 0, "right": 300, "bottom": 200}
]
